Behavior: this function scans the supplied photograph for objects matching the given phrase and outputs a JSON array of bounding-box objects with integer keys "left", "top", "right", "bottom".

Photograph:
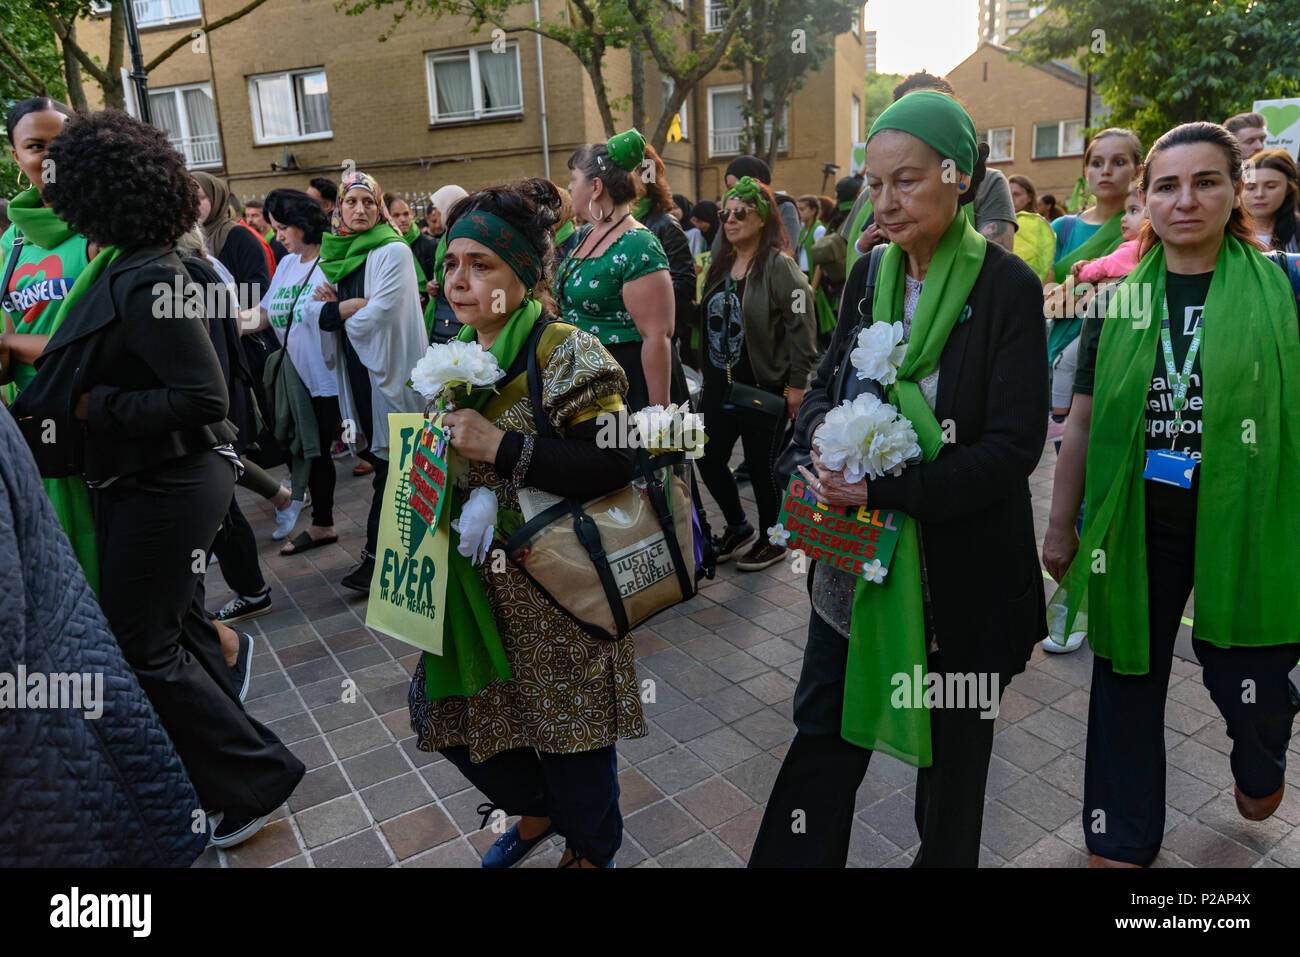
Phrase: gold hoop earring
[{"left": 16, "top": 168, "right": 31, "bottom": 191}]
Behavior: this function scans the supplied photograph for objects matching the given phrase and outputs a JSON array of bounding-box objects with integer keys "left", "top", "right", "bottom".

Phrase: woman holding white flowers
[
  {"left": 407, "top": 181, "right": 646, "bottom": 869},
  {"left": 314, "top": 170, "right": 427, "bottom": 593},
  {"left": 750, "top": 91, "right": 1049, "bottom": 868}
]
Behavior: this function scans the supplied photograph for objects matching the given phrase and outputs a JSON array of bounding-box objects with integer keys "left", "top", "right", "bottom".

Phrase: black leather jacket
[{"left": 12, "top": 245, "right": 235, "bottom": 483}]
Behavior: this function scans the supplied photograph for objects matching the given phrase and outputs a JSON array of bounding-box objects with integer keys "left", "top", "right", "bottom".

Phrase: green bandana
[
  {"left": 446, "top": 209, "right": 543, "bottom": 291},
  {"left": 1047, "top": 211, "right": 1124, "bottom": 364},
  {"left": 724, "top": 176, "right": 769, "bottom": 220},
  {"left": 421, "top": 298, "right": 545, "bottom": 701},
  {"left": 869, "top": 90, "right": 979, "bottom": 176},
  {"left": 606, "top": 128, "right": 646, "bottom": 171},
  {"left": 319, "top": 221, "right": 404, "bottom": 284},
  {"left": 7, "top": 187, "right": 75, "bottom": 249},
  {"left": 1047, "top": 238, "right": 1300, "bottom": 673},
  {"left": 399, "top": 222, "right": 428, "bottom": 287},
  {"left": 841, "top": 210, "right": 988, "bottom": 766}
]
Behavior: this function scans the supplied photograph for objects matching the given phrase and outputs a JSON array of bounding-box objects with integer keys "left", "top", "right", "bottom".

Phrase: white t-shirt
[
  {"left": 797, "top": 223, "right": 827, "bottom": 271},
  {"left": 259, "top": 252, "right": 337, "bottom": 398}
]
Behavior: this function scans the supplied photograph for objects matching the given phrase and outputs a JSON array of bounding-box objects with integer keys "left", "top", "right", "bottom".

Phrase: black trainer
[
  {"left": 214, "top": 590, "right": 271, "bottom": 625},
  {"left": 210, "top": 811, "right": 271, "bottom": 849},
  {"left": 736, "top": 540, "right": 787, "bottom": 572},
  {"left": 229, "top": 632, "right": 254, "bottom": 703},
  {"left": 340, "top": 552, "right": 376, "bottom": 594},
  {"left": 713, "top": 523, "right": 757, "bottom": 563}
]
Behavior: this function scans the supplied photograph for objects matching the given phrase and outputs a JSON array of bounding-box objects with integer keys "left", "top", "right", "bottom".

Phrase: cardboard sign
[
  {"left": 366, "top": 413, "right": 450, "bottom": 654},
  {"left": 1254, "top": 98, "right": 1300, "bottom": 159},
  {"left": 777, "top": 474, "right": 903, "bottom": 581}
]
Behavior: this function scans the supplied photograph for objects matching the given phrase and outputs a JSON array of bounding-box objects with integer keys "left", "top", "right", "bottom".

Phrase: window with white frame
[
  {"left": 132, "top": 0, "right": 202, "bottom": 28},
  {"left": 1033, "top": 119, "right": 1085, "bottom": 159},
  {"left": 705, "top": 0, "right": 726, "bottom": 33},
  {"left": 149, "top": 83, "right": 222, "bottom": 168},
  {"left": 979, "top": 126, "right": 1014, "bottom": 162},
  {"left": 707, "top": 85, "right": 788, "bottom": 158},
  {"left": 249, "top": 69, "right": 331, "bottom": 144},
  {"left": 426, "top": 43, "right": 524, "bottom": 125},
  {"left": 662, "top": 77, "right": 687, "bottom": 140}
]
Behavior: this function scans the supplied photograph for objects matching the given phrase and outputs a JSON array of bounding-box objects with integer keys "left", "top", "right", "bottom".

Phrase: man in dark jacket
[{"left": 0, "top": 404, "right": 208, "bottom": 867}]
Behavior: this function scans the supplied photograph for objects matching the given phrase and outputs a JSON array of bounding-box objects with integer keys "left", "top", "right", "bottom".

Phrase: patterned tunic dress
[{"left": 408, "top": 326, "right": 649, "bottom": 762}]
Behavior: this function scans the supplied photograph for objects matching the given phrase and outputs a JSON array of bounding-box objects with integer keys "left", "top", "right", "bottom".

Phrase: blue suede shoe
[{"left": 481, "top": 823, "right": 557, "bottom": 868}]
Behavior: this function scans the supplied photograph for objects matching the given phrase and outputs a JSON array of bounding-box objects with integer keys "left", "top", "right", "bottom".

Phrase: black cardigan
[
  {"left": 642, "top": 209, "right": 697, "bottom": 340},
  {"left": 798, "top": 240, "right": 1049, "bottom": 679},
  {"left": 11, "top": 246, "right": 235, "bottom": 483}
]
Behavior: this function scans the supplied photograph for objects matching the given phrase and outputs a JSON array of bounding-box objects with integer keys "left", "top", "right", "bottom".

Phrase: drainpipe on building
[
  {"left": 534, "top": 0, "right": 551, "bottom": 179},
  {"left": 202, "top": 0, "right": 231, "bottom": 179}
]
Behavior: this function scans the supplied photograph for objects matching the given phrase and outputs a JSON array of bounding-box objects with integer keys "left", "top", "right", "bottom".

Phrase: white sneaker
[
  {"left": 1042, "top": 632, "right": 1086, "bottom": 654},
  {"left": 272, "top": 495, "right": 305, "bottom": 540}
]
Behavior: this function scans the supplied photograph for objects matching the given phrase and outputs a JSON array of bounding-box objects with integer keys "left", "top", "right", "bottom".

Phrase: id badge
[{"left": 1143, "top": 448, "right": 1197, "bottom": 488}]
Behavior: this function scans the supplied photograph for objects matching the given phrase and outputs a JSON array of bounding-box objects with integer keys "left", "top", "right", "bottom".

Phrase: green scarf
[
  {"left": 319, "top": 221, "right": 404, "bottom": 284},
  {"left": 422, "top": 298, "right": 545, "bottom": 701},
  {"left": 841, "top": 210, "right": 987, "bottom": 766},
  {"left": 631, "top": 197, "right": 651, "bottom": 221},
  {"left": 1047, "top": 211, "right": 1124, "bottom": 365},
  {"left": 798, "top": 224, "right": 837, "bottom": 333},
  {"left": 1047, "top": 238, "right": 1300, "bottom": 673},
  {"left": 400, "top": 222, "right": 429, "bottom": 288},
  {"left": 555, "top": 220, "right": 576, "bottom": 245},
  {"left": 845, "top": 196, "right": 874, "bottom": 272},
  {"left": 421, "top": 233, "right": 449, "bottom": 339},
  {"left": 7, "top": 187, "right": 75, "bottom": 249}
]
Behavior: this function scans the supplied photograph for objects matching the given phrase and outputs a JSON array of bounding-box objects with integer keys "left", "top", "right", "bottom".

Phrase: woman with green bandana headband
[
  {"left": 0, "top": 97, "right": 99, "bottom": 592},
  {"left": 751, "top": 90, "right": 1049, "bottom": 868},
  {"left": 315, "top": 169, "right": 427, "bottom": 594},
  {"left": 406, "top": 181, "right": 645, "bottom": 869},
  {"left": 1043, "top": 122, "right": 1300, "bottom": 868}
]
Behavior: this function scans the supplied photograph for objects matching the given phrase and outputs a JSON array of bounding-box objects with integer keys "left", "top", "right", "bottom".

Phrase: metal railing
[
  {"left": 172, "top": 133, "right": 222, "bottom": 168},
  {"left": 133, "top": 0, "right": 201, "bottom": 28}
]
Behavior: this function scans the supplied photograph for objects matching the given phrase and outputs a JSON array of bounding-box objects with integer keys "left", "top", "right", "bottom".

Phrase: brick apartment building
[{"left": 78, "top": 0, "right": 866, "bottom": 208}]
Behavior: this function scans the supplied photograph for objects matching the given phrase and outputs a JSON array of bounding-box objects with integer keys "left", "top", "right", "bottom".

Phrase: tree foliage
[{"left": 1015, "top": 0, "right": 1300, "bottom": 148}]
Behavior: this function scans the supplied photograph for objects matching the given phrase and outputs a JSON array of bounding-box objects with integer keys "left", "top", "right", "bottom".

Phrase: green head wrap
[
  {"left": 723, "top": 176, "right": 769, "bottom": 220},
  {"left": 604, "top": 128, "right": 646, "bottom": 172},
  {"left": 868, "top": 90, "right": 979, "bottom": 176}
]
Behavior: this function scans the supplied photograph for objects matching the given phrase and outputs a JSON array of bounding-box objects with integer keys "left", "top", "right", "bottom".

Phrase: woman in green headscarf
[
  {"left": 406, "top": 180, "right": 645, "bottom": 868},
  {"left": 1043, "top": 122, "right": 1300, "bottom": 868},
  {"left": 751, "top": 90, "right": 1049, "bottom": 868},
  {"left": 0, "top": 97, "right": 99, "bottom": 591}
]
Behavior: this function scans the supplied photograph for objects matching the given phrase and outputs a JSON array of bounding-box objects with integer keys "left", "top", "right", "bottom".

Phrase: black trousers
[
  {"left": 308, "top": 394, "right": 341, "bottom": 528},
  {"left": 749, "top": 610, "right": 1007, "bottom": 867},
  {"left": 92, "top": 451, "right": 304, "bottom": 819},
  {"left": 210, "top": 496, "right": 267, "bottom": 598},
  {"left": 1083, "top": 514, "right": 1300, "bottom": 865},
  {"left": 439, "top": 744, "right": 622, "bottom": 866},
  {"left": 696, "top": 380, "right": 786, "bottom": 532},
  {"left": 361, "top": 453, "right": 389, "bottom": 556}
]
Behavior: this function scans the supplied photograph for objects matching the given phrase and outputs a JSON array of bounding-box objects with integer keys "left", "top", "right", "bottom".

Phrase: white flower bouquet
[
  {"left": 630, "top": 402, "right": 708, "bottom": 459},
  {"left": 409, "top": 340, "right": 504, "bottom": 406},
  {"left": 812, "top": 392, "right": 922, "bottom": 484}
]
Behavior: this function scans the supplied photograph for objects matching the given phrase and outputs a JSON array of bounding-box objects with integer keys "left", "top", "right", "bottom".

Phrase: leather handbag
[
  {"left": 503, "top": 321, "right": 698, "bottom": 641},
  {"left": 718, "top": 274, "right": 786, "bottom": 419}
]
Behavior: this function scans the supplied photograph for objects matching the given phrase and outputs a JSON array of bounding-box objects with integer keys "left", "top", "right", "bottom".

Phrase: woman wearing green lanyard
[
  {"left": 1043, "top": 122, "right": 1300, "bottom": 868},
  {"left": 0, "top": 97, "right": 98, "bottom": 591},
  {"left": 750, "top": 91, "right": 1048, "bottom": 867}
]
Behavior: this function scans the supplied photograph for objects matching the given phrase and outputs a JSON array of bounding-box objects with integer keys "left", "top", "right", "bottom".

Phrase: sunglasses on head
[{"left": 719, "top": 207, "right": 755, "bottom": 223}]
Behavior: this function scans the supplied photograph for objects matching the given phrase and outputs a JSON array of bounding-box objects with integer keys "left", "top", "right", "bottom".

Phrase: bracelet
[
  {"left": 783, "top": 384, "right": 790, "bottom": 398},
  {"left": 511, "top": 433, "right": 535, "bottom": 488}
]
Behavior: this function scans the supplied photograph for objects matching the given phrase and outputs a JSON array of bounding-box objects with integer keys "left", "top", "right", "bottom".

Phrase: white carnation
[
  {"left": 630, "top": 401, "right": 708, "bottom": 458},
  {"left": 409, "top": 340, "right": 504, "bottom": 401},
  {"left": 812, "top": 393, "right": 922, "bottom": 484},
  {"left": 849, "top": 321, "right": 907, "bottom": 386}
]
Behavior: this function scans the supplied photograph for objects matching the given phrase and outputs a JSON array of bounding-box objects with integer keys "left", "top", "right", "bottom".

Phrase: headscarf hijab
[
  {"left": 691, "top": 200, "right": 719, "bottom": 245},
  {"left": 723, "top": 176, "right": 769, "bottom": 220},
  {"left": 429, "top": 185, "right": 469, "bottom": 231},
  {"left": 192, "top": 171, "right": 239, "bottom": 259},
  {"left": 725, "top": 154, "right": 772, "bottom": 185},
  {"left": 319, "top": 170, "right": 405, "bottom": 284},
  {"left": 840, "top": 89, "right": 990, "bottom": 768}
]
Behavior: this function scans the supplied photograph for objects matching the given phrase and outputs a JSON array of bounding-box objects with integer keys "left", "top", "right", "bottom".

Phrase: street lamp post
[{"left": 121, "top": 0, "right": 152, "bottom": 123}]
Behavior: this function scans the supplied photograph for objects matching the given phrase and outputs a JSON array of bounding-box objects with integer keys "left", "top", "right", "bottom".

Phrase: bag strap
[
  {"left": 568, "top": 498, "right": 631, "bottom": 637},
  {"left": 638, "top": 448, "right": 695, "bottom": 599},
  {"left": 1, "top": 229, "right": 26, "bottom": 320}
]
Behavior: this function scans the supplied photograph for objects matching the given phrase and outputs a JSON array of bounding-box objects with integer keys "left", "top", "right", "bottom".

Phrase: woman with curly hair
[
  {"left": 407, "top": 179, "right": 645, "bottom": 868},
  {"left": 10, "top": 109, "right": 304, "bottom": 849},
  {"left": 314, "top": 169, "right": 427, "bottom": 593}
]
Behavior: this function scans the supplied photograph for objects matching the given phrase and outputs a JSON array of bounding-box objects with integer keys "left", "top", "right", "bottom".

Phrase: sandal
[{"left": 280, "top": 530, "right": 338, "bottom": 555}]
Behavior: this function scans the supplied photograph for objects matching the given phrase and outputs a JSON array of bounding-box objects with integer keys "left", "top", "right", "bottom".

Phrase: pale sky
[{"left": 864, "top": 0, "right": 981, "bottom": 77}]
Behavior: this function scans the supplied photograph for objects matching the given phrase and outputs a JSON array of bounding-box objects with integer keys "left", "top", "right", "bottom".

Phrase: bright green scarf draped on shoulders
[
  {"left": 841, "top": 210, "right": 988, "bottom": 767},
  {"left": 1047, "top": 237, "right": 1300, "bottom": 673},
  {"left": 319, "top": 221, "right": 404, "bottom": 284},
  {"left": 421, "top": 298, "right": 545, "bottom": 702}
]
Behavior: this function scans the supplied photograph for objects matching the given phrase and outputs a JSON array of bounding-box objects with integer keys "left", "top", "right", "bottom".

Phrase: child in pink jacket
[{"left": 1070, "top": 189, "right": 1148, "bottom": 282}]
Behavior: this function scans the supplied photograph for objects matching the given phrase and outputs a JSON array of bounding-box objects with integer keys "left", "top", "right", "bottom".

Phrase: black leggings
[
  {"left": 696, "top": 380, "right": 786, "bottom": 532},
  {"left": 439, "top": 744, "right": 622, "bottom": 866},
  {"left": 1083, "top": 513, "right": 1300, "bottom": 865},
  {"left": 308, "top": 394, "right": 341, "bottom": 528}
]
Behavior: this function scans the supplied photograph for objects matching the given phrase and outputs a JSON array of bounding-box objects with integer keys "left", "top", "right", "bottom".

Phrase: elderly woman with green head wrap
[{"left": 750, "top": 90, "right": 1050, "bottom": 868}]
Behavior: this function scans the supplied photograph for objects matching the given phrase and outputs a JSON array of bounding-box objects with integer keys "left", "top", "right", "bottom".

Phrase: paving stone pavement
[{"left": 195, "top": 440, "right": 1300, "bottom": 868}]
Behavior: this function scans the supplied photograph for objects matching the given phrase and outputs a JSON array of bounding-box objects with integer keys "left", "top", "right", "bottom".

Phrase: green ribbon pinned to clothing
[
  {"left": 421, "top": 297, "right": 546, "bottom": 702},
  {"left": 319, "top": 221, "right": 404, "bottom": 284},
  {"left": 400, "top": 222, "right": 428, "bottom": 287},
  {"left": 840, "top": 209, "right": 987, "bottom": 767},
  {"left": 1047, "top": 211, "right": 1123, "bottom": 364},
  {"left": 1046, "top": 238, "right": 1300, "bottom": 673}
]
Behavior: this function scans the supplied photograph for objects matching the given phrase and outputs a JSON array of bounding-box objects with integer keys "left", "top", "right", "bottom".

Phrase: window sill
[
  {"left": 137, "top": 16, "right": 202, "bottom": 32},
  {"left": 253, "top": 132, "right": 334, "bottom": 147},
  {"left": 427, "top": 113, "right": 525, "bottom": 131}
]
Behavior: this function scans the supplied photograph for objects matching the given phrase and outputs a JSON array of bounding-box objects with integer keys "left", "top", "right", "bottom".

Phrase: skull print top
[{"left": 555, "top": 224, "right": 669, "bottom": 346}]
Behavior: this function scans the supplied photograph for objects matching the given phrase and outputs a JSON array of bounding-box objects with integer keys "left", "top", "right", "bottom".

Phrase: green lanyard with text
[{"left": 1158, "top": 295, "right": 1203, "bottom": 450}]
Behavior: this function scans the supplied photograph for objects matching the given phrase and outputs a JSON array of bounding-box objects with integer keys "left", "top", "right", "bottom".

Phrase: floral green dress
[{"left": 556, "top": 225, "right": 669, "bottom": 346}]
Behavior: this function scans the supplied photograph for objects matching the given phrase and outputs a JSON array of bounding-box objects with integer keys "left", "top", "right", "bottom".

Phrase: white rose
[{"left": 850, "top": 321, "right": 907, "bottom": 386}]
